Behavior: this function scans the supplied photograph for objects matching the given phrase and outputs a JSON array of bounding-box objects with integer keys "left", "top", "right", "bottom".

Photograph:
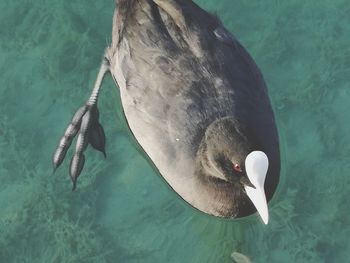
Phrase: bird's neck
[{"left": 192, "top": 139, "right": 240, "bottom": 217}]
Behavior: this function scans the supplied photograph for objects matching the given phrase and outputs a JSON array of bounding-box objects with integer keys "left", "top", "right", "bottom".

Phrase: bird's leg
[{"left": 53, "top": 55, "right": 110, "bottom": 190}]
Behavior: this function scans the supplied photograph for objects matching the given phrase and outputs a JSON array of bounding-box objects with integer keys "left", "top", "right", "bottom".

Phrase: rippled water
[{"left": 1, "top": 0, "right": 349, "bottom": 262}]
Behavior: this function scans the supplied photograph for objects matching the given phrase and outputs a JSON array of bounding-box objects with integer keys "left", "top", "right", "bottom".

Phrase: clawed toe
[
  {"left": 86, "top": 105, "right": 107, "bottom": 157},
  {"left": 89, "top": 122, "right": 106, "bottom": 158},
  {"left": 52, "top": 105, "right": 88, "bottom": 171},
  {"left": 70, "top": 153, "right": 85, "bottom": 191},
  {"left": 53, "top": 103, "right": 107, "bottom": 190},
  {"left": 53, "top": 57, "right": 110, "bottom": 189}
]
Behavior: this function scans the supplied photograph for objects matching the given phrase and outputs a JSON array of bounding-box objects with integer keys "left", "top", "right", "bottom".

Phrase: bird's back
[{"left": 107, "top": 0, "right": 280, "bottom": 216}]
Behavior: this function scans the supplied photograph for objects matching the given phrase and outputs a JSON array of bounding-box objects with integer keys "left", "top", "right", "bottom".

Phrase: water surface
[{"left": 0, "top": 0, "right": 349, "bottom": 262}]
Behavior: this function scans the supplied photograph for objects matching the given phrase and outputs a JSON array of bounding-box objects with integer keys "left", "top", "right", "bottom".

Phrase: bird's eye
[{"left": 233, "top": 164, "right": 242, "bottom": 172}]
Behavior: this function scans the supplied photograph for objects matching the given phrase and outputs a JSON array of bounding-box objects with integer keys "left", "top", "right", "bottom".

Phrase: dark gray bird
[{"left": 53, "top": 0, "right": 280, "bottom": 224}]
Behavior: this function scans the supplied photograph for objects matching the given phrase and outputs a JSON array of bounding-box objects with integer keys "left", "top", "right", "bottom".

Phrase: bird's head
[{"left": 198, "top": 117, "right": 269, "bottom": 224}]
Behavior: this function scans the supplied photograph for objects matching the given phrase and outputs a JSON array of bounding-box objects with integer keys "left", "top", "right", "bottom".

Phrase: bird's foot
[
  {"left": 53, "top": 56, "right": 109, "bottom": 190},
  {"left": 53, "top": 103, "right": 106, "bottom": 190}
]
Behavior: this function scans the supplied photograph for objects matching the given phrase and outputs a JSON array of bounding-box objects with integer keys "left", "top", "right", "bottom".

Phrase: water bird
[{"left": 53, "top": 0, "right": 280, "bottom": 224}]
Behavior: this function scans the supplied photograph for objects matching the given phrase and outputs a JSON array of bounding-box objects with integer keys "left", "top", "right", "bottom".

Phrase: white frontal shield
[{"left": 244, "top": 151, "right": 269, "bottom": 224}]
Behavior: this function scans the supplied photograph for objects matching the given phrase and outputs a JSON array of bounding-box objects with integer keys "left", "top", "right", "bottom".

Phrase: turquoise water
[{"left": 1, "top": 0, "right": 349, "bottom": 262}]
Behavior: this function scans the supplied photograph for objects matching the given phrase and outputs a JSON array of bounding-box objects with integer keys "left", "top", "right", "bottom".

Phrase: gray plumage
[
  {"left": 53, "top": 0, "right": 280, "bottom": 219},
  {"left": 105, "top": 0, "right": 280, "bottom": 218}
]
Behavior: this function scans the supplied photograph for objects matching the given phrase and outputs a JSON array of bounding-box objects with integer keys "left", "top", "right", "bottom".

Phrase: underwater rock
[{"left": 231, "top": 251, "right": 252, "bottom": 263}]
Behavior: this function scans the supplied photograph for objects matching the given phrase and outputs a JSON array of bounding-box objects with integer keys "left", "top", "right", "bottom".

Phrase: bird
[{"left": 53, "top": 0, "right": 280, "bottom": 224}]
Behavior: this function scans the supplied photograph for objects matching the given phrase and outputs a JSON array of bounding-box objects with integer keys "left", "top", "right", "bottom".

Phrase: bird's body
[
  {"left": 54, "top": 0, "right": 280, "bottom": 221},
  {"left": 107, "top": 0, "right": 280, "bottom": 218}
]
